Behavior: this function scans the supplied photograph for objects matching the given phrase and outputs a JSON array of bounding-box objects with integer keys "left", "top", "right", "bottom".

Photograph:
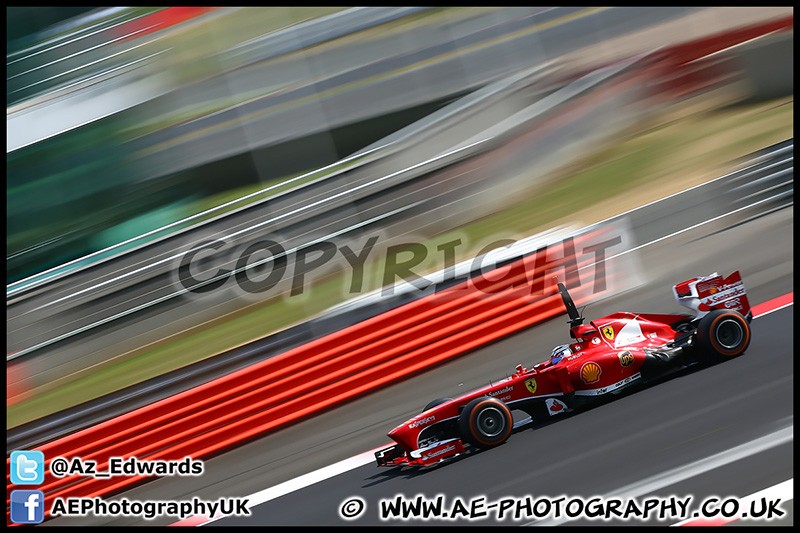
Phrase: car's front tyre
[{"left": 458, "top": 397, "right": 513, "bottom": 449}]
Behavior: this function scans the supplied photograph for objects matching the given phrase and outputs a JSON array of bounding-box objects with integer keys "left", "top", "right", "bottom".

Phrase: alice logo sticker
[
  {"left": 618, "top": 350, "right": 634, "bottom": 367},
  {"left": 602, "top": 326, "right": 615, "bottom": 341},
  {"left": 525, "top": 379, "right": 538, "bottom": 394},
  {"left": 580, "top": 362, "right": 602, "bottom": 384}
]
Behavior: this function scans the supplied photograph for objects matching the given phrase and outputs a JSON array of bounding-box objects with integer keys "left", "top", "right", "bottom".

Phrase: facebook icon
[
  {"left": 10, "top": 450, "right": 45, "bottom": 485},
  {"left": 10, "top": 490, "right": 45, "bottom": 524}
]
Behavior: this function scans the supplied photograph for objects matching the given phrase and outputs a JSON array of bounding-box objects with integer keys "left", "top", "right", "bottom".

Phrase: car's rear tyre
[
  {"left": 458, "top": 397, "right": 513, "bottom": 449},
  {"left": 696, "top": 309, "right": 751, "bottom": 361},
  {"left": 422, "top": 397, "right": 452, "bottom": 412}
]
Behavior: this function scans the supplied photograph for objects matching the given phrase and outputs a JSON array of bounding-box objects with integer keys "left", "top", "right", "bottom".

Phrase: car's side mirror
[{"left": 570, "top": 324, "right": 597, "bottom": 340}]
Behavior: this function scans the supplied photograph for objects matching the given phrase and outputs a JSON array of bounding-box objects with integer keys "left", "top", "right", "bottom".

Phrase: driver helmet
[{"left": 550, "top": 344, "right": 572, "bottom": 364}]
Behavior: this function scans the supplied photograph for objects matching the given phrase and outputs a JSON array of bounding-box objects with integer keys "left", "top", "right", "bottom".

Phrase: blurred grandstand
[{"left": 9, "top": 6, "right": 789, "bottom": 286}]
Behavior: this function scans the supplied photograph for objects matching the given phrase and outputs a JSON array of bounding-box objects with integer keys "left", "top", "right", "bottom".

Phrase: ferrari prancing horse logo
[
  {"left": 602, "top": 325, "right": 615, "bottom": 341},
  {"left": 525, "top": 379, "right": 538, "bottom": 394}
]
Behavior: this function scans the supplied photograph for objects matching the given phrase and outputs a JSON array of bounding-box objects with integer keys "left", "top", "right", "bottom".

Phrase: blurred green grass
[{"left": 7, "top": 95, "right": 793, "bottom": 428}]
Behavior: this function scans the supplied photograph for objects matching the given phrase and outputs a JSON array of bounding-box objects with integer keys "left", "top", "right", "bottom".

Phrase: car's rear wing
[{"left": 672, "top": 271, "right": 751, "bottom": 320}]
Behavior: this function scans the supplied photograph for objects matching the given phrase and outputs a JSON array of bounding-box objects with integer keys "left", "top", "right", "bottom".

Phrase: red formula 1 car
[{"left": 376, "top": 272, "right": 752, "bottom": 468}]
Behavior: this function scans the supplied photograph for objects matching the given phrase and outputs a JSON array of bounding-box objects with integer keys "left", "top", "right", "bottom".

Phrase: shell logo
[{"left": 580, "top": 362, "right": 602, "bottom": 384}]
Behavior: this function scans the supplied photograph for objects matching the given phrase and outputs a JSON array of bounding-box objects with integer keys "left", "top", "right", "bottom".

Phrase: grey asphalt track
[
  {"left": 46, "top": 197, "right": 793, "bottom": 526},
  {"left": 212, "top": 208, "right": 795, "bottom": 527}
]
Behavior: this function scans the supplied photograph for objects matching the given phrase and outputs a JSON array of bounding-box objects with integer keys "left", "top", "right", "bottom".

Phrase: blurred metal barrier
[
  {"left": 6, "top": 7, "right": 219, "bottom": 107},
  {"left": 7, "top": 230, "right": 621, "bottom": 520},
  {"left": 728, "top": 142, "right": 794, "bottom": 222}
]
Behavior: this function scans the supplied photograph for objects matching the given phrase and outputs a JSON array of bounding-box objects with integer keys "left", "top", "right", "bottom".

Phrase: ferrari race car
[{"left": 376, "top": 272, "right": 752, "bottom": 468}]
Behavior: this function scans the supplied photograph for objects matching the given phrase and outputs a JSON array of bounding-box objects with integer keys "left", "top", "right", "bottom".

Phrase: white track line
[
  {"left": 199, "top": 446, "right": 387, "bottom": 526},
  {"left": 608, "top": 425, "right": 793, "bottom": 500},
  {"left": 526, "top": 423, "right": 793, "bottom": 526}
]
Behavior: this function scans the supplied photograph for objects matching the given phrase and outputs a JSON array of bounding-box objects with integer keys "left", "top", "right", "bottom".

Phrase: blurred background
[
  {"left": 6, "top": 7, "right": 793, "bottom": 428},
  {"left": 7, "top": 6, "right": 792, "bottom": 284}
]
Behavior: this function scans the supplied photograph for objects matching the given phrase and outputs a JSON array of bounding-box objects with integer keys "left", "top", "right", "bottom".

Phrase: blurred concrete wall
[{"left": 731, "top": 30, "right": 794, "bottom": 102}]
